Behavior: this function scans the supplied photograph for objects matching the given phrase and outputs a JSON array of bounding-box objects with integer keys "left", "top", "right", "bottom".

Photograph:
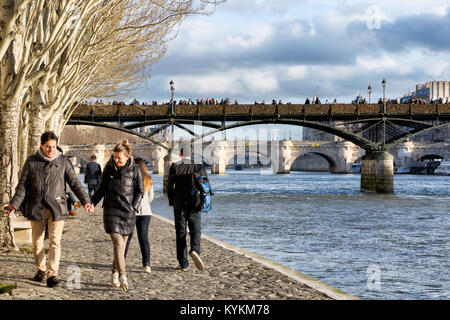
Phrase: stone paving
[{"left": 0, "top": 205, "right": 331, "bottom": 300}]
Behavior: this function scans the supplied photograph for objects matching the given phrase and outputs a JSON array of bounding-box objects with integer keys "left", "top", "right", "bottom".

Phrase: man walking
[
  {"left": 3, "top": 131, "right": 93, "bottom": 287},
  {"left": 84, "top": 155, "right": 102, "bottom": 199},
  {"left": 167, "top": 148, "right": 209, "bottom": 271}
]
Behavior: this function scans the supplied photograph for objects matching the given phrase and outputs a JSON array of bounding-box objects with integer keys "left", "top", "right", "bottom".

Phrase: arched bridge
[
  {"left": 68, "top": 103, "right": 450, "bottom": 193},
  {"left": 69, "top": 104, "right": 450, "bottom": 152}
]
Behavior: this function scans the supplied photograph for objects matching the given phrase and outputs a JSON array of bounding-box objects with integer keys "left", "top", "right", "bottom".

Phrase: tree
[{"left": 0, "top": 0, "right": 224, "bottom": 251}]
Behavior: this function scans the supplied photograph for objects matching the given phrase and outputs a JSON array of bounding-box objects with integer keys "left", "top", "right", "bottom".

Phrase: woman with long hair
[
  {"left": 124, "top": 158, "right": 154, "bottom": 273},
  {"left": 91, "top": 139, "right": 144, "bottom": 291}
]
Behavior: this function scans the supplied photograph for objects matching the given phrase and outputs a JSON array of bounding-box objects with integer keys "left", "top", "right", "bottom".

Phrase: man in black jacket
[
  {"left": 84, "top": 155, "right": 102, "bottom": 199},
  {"left": 168, "top": 149, "right": 209, "bottom": 271},
  {"left": 3, "top": 131, "right": 93, "bottom": 287}
]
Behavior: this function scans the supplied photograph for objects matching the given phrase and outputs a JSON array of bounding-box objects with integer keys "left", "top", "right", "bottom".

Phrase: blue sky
[{"left": 131, "top": 0, "right": 450, "bottom": 140}]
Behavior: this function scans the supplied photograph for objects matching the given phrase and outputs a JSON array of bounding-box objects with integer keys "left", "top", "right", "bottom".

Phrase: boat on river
[
  {"left": 395, "top": 167, "right": 411, "bottom": 174},
  {"left": 351, "top": 163, "right": 361, "bottom": 173},
  {"left": 434, "top": 161, "right": 450, "bottom": 176}
]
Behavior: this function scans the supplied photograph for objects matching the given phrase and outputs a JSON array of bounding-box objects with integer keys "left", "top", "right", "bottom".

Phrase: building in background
[{"left": 402, "top": 81, "right": 450, "bottom": 103}]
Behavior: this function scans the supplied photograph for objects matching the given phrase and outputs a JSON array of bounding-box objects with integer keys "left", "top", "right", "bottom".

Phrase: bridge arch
[
  {"left": 418, "top": 154, "right": 444, "bottom": 162},
  {"left": 229, "top": 151, "right": 272, "bottom": 167},
  {"left": 290, "top": 152, "right": 338, "bottom": 173},
  {"left": 183, "top": 119, "right": 378, "bottom": 151},
  {"left": 65, "top": 122, "right": 169, "bottom": 150}
]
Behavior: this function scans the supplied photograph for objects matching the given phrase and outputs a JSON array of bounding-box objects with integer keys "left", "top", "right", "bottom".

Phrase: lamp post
[
  {"left": 381, "top": 78, "right": 387, "bottom": 149},
  {"left": 170, "top": 80, "right": 175, "bottom": 116},
  {"left": 164, "top": 80, "right": 176, "bottom": 195},
  {"left": 169, "top": 80, "right": 175, "bottom": 149},
  {"left": 368, "top": 85, "right": 372, "bottom": 105}
]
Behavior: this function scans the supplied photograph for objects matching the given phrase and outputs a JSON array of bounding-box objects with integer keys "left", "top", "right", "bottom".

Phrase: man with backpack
[
  {"left": 167, "top": 148, "right": 211, "bottom": 271},
  {"left": 84, "top": 155, "right": 102, "bottom": 199}
]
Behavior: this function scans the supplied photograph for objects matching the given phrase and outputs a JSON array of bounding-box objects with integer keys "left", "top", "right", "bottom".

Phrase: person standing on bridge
[
  {"left": 168, "top": 148, "right": 209, "bottom": 271},
  {"left": 84, "top": 155, "right": 102, "bottom": 199},
  {"left": 3, "top": 131, "right": 93, "bottom": 288},
  {"left": 91, "top": 139, "right": 144, "bottom": 291}
]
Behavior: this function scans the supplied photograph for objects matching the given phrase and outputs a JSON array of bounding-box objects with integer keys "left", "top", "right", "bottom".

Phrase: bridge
[{"left": 68, "top": 103, "right": 450, "bottom": 193}]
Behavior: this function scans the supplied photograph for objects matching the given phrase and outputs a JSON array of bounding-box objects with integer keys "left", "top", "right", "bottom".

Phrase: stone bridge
[{"left": 61, "top": 140, "right": 448, "bottom": 175}]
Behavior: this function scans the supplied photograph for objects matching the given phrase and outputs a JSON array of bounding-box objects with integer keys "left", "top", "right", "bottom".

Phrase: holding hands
[
  {"left": 3, "top": 204, "right": 15, "bottom": 217},
  {"left": 84, "top": 203, "right": 95, "bottom": 213}
]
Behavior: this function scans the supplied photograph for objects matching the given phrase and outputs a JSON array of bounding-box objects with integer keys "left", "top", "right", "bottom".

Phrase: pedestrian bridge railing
[{"left": 72, "top": 104, "right": 450, "bottom": 119}]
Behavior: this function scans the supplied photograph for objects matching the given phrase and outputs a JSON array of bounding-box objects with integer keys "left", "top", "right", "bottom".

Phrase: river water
[{"left": 147, "top": 170, "right": 449, "bottom": 300}]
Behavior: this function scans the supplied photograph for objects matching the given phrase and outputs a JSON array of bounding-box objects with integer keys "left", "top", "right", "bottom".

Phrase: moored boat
[{"left": 434, "top": 161, "right": 450, "bottom": 176}]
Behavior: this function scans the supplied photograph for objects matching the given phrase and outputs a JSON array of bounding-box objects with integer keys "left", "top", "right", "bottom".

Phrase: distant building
[{"left": 402, "top": 81, "right": 450, "bottom": 103}]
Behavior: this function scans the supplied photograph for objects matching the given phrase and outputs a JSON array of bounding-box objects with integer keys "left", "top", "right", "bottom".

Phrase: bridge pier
[
  {"left": 211, "top": 140, "right": 229, "bottom": 175},
  {"left": 332, "top": 141, "right": 358, "bottom": 173},
  {"left": 361, "top": 151, "right": 394, "bottom": 193},
  {"left": 152, "top": 146, "right": 168, "bottom": 175},
  {"left": 271, "top": 140, "right": 293, "bottom": 174},
  {"left": 89, "top": 144, "right": 107, "bottom": 168}
]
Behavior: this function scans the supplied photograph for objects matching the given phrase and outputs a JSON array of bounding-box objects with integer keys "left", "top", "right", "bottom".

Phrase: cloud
[
  {"left": 138, "top": 2, "right": 450, "bottom": 105},
  {"left": 346, "top": 6, "right": 450, "bottom": 52},
  {"left": 220, "top": 0, "right": 307, "bottom": 13}
]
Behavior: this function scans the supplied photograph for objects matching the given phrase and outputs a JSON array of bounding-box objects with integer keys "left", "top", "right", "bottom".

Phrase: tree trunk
[
  {"left": 18, "top": 107, "right": 29, "bottom": 170},
  {"left": 27, "top": 105, "right": 47, "bottom": 158},
  {"left": 0, "top": 101, "right": 21, "bottom": 251}
]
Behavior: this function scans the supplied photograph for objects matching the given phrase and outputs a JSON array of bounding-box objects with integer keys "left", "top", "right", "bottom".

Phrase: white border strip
[{"left": 153, "top": 213, "right": 359, "bottom": 300}]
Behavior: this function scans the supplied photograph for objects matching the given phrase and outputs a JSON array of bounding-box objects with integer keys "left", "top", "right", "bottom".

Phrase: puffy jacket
[
  {"left": 91, "top": 157, "right": 144, "bottom": 235},
  {"left": 84, "top": 161, "right": 102, "bottom": 185},
  {"left": 10, "top": 150, "right": 90, "bottom": 222}
]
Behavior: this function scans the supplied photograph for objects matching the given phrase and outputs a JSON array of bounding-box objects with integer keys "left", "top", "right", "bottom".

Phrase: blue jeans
[
  {"left": 88, "top": 184, "right": 98, "bottom": 199},
  {"left": 124, "top": 215, "right": 151, "bottom": 267},
  {"left": 174, "top": 207, "right": 201, "bottom": 269},
  {"left": 66, "top": 192, "right": 77, "bottom": 211}
]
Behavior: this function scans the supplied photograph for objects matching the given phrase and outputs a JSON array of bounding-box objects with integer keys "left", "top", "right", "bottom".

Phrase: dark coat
[
  {"left": 10, "top": 151, "right": 90, "bottom": 222},
  {"left": 91, "top": 157, "right": 144, "bottom": 235},
  {"left": 167, "top": 158, "right": 209, "bottom": 211},
  {"left": 84, "top": 161, "right": 102, "bottom": 185}
]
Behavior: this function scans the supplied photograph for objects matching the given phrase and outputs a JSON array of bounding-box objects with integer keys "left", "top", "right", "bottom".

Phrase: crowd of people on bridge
[
  {"left": 80, "top": 95, "right": 449, "bottom": 108},
  {"left": 171, "top": 97, "right": 237, "bottom": 106}
]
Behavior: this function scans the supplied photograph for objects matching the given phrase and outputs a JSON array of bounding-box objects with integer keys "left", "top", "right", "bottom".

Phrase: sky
[{"left": 130, "top": 0, "right": 450, "bottom": 140}]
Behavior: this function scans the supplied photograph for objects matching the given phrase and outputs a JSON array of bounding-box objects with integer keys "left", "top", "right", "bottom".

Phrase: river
[{"left": 147, "top": 170, "right": 449, "bottom": 300}]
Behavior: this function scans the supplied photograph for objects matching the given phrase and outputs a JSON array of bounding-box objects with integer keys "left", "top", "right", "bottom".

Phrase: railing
[{"left": 71, "top": 104, "right": 450, "bottom": 118}]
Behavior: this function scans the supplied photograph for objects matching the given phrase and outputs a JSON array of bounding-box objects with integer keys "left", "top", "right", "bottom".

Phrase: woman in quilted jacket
[{"left": 91, "top": 139, "right": 144, "bottom": 291}]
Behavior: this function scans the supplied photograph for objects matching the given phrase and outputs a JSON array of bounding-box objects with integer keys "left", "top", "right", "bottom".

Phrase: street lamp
[
  {"left": 170, "top": 80, "right": 175, "bottom": 116},
  {"left": 368, "top": 85, "right": 372, "bottom": 105},
  {"left": 381, "top": 78, "right": 387, "bottom": 149},
  {"left": 164, "top": 80, "right": 175, "bottom": 195}
]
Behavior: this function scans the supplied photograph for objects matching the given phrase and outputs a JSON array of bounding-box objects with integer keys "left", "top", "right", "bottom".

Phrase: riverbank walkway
[{"left": 0, "top": 204, "right": 355, "bottom": 300}]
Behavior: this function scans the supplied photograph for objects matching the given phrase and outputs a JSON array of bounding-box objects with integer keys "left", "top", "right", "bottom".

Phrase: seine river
[{"left": 146, "top": 170, "right": 449, "bottom": 300}]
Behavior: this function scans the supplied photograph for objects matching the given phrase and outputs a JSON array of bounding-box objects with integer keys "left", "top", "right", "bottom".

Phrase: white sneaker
[
  {"left": 190, "top": 251, "right": 205, "bottom": 270},
  {"left": 143, "top": 266, "right": 151, "bottom": 273},
  {"left": 110, "top": 271, "right": 120, "bottom": 288},
  {"left": 119, "top": 274, "right": 129, "bottom": 292}
]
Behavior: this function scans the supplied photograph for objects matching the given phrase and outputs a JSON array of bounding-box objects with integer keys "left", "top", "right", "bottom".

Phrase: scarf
[{"left": 38, "top": 147, "right": 62, "bottom": 162}]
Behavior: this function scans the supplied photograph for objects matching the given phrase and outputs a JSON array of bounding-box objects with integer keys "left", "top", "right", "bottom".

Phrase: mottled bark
[
  {"left": 27, "top": 104, "right": 47, "bottom": 157},
  {"left": 0, "top": 101, "right": 20, "bottom": 251}
]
